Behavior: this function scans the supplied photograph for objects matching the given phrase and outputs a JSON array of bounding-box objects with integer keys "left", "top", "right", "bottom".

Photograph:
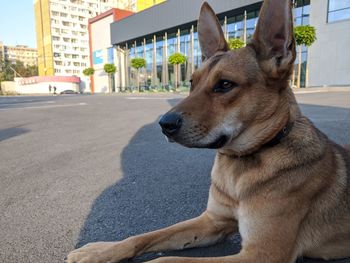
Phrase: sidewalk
[{"left": 293, "top": 86, "right": 350, "bottom": 94}]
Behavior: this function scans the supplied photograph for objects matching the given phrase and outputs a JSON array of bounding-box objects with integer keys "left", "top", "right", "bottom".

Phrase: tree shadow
[
  {"left": 0, "top": 126, "right": 30, "bottom": 142},
  {"left": 76, "top": 100, "right": 350, "bottom": 263}
]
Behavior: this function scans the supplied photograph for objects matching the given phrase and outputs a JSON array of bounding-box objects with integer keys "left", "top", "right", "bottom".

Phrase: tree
[
  {"left": 294, "top": 25, "right": 317, "bottom": 88},
  {"left": 0, "top": 60, "right": 14, "bottom": 81},
  {"left": 83, "top": 67, "right": 95, "bottom": 93},
  {"left": 168, "top": 53, "right": 186, "bottom": 91},
  {"left": 83, "top": 67, "right": 95, "bottom": 77},
  {"left": 104, "top": 63, "right": 117, "bottom": 93},
  {"left": 228, "top": 38, "right": 245, "bottom": 50},
  {"left": 131, "top": 58, "right": 146, "bottom": 92},
  {"left": 0, "top": 60, "right": 38, "bottom": 81},
  {"left": 26, "top": 65, "right": 38, "bottom": 77}
]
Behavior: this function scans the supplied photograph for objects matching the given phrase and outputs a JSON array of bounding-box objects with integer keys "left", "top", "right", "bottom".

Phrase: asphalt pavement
[{"left": 0, "top": 91, "right": 349, "bottom": 263}]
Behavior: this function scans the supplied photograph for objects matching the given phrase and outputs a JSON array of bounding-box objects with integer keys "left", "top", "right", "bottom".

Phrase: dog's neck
[
  {"left": 261, "top": 121, "right": 294, "bottom": 148},
  {"left": 219, "top": 88, "right": 300, "bottom": 158}
]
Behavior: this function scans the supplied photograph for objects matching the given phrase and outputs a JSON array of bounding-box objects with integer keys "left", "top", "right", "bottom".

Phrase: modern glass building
[{"left": 107, "top": 0, "right": 350, "bottom": 91}]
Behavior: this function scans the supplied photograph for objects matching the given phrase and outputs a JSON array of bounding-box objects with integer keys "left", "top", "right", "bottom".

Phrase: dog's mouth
[
  {"left": 205, "top": 135, "right": 229, "bottom": 149},
  {"left": 165, "top": 132, "right": 229, "bottom": 149}
]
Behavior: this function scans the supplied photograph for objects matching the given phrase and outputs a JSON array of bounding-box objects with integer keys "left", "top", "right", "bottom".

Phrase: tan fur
[{"left": 67, "top": 1, "right": 350, "bottom": 262}]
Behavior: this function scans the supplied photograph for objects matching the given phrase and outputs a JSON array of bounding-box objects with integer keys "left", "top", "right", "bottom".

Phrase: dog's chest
[{"left": 211, "top": 154, "right": 259, "bottom": 201}]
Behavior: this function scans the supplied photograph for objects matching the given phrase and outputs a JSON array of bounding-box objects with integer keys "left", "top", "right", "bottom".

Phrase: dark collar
[
  {"left": 262, "top": 121, "right": 294, "bottom": 148},
  {"left": 219, "top": 121, "right": 294, "bottom": 158}
]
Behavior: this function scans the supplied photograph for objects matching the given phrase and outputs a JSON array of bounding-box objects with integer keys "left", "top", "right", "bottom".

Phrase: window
[
  {"left": 62, "top": 21, "right": 71, "bottom": 27},
  {"left": 328, "top": 0, "right": 350, "bottom": 22}
]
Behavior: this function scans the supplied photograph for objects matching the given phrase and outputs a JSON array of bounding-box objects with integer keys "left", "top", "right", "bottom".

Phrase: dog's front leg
[
  {"left": 66, "top": 211, "right": 237, "bottom": 263},
  {"left": 147, "top": 247, "right": 297, "bottom": 263}
]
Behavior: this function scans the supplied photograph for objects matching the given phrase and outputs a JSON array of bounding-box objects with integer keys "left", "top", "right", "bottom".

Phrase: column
[
  {"left": 177, "top": 29, "right": 182, "bottom": 86},
  {"left": 224, "top": 16, "right": 228, "bottom": 40},
  {"left": 190, "top": 25, "right": 195, "bottom": 74},
  {"left": 162, "top": 32, "right": 169, "bottom": 87},
  {"left": 125, "top": 42, "right": 130, "bottom": 90},
  {"left": 152, "top": 35, "right": 157, "bottom": 87},
  {"left": 243, "top": 11, "right": 247, "bottom": 44}
]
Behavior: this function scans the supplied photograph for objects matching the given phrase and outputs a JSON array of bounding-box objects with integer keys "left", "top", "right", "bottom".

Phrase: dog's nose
[{"left": 159, "top": 112, "right": 183, "bottom": 136}]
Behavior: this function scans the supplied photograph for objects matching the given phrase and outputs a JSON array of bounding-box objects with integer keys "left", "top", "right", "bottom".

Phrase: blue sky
[{"left": 0, "top": 0, "right": 36, "bottom": 48}]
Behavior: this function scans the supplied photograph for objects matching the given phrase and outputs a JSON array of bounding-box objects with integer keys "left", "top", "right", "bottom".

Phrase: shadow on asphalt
[
  {"left": 0, "top": 126, "right": 30, "bottom": 142},
  {"left": 76, "top": 100, "right": 350, "bottom": 263}
]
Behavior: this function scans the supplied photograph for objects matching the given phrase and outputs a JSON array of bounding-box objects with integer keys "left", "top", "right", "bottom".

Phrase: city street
[{"left": 0, "top": 91, "right": 350, "bottom": 263}]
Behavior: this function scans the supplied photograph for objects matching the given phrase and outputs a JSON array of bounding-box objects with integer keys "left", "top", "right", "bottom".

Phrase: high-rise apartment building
[
  {"left": 0, "top": 41, "right": 38, "bottom": 66},
  {"left": 34, "top": 0, "right": 135, "bottom": 77},
  {"left": 136, "top": 0, "right": 165, "bottom": 12}
]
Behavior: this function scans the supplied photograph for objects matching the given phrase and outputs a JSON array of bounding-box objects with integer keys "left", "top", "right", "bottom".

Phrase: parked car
[{"left": 60, "top": 90, "right": 78, "bottom": 95}]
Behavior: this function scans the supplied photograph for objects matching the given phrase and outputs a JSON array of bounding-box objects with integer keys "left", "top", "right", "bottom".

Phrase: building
[
  {"left": 34, "top": 0, "right": 134, "bottom": 77},
  {"left": 105, "top": 0, "right": 349, "bottom": 90},
  {"left": 0, "top": 42, "right": 38, "bottom": 66},
  {"left": 308, "top": 0, "right": 350, "bottom": 87},
  {"left": 88, "top": 8, "right": 134, "bottom": 93},
  {"left": 4, "top": 45, "right": 38, "bottom": 66},
  {"left": 136, "top": 0, "right": 166, "bottom": 12}
]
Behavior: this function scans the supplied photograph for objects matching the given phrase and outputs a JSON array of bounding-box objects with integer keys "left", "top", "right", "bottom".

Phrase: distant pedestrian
[
  {"left": 53, "top": 86, "right": 57, "bottom": 94},
  {"left": 48, "top": 85, "right": 52, "bottom": 94}
]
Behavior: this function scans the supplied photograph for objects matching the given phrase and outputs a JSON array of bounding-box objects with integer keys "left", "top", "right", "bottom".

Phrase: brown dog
[{"left": 67, "top": 0, "right": 350, "bottom": 262}]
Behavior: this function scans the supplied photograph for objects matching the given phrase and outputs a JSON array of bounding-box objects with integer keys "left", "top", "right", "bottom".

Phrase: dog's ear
[
  {"left": 198, "top": 2, "right": 228, "bottom": 60},
  {"left": 252, "top": 0, "right": 296, "bottom": 78}
]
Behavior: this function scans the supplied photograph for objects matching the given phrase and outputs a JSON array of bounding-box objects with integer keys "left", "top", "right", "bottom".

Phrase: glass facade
[
  {"left": 293, "top": 0, "right": 310, "bottom": 87},
  {"left": 328, "top": 0, "right": 350, "bottom": 22},
  {"left": 116, "top": 0, "right": 310, "bottom": 91}
]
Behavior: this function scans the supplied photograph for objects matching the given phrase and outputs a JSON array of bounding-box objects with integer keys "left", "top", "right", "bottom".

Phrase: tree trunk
[
  {"left": 89, "top": 75, "right": 93, "bottom": 94},
  {"left": 137, "top": 69, "right": 140, "bottom": 92},
  {"left": 305, "top": 63, "right": 309, "bottom": 88},
  {"left": 297, "top": 45, "right": 302, "bottom": 88},
  {"left": 112, "top": 73, "right": 115, "bottom": 92},
  {"left": 174, "top": 64, "right": 178, "bottom": 91},
  {"left": 108, "top": 74, "right": 112, "bottom": 93}
]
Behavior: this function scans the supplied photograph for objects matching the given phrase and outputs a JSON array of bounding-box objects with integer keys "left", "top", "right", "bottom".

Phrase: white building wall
[
  {"left": 7, "top": 79, "right": 80, "bottom": 94},
  {"left": 91, "top": 14, "right": 115, "bottom": 93},
  {"left": 308, "top": 0, "right": 350, "bottom": 87}
]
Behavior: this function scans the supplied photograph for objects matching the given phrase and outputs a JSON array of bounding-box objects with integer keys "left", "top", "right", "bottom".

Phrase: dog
[{"left": 67, "top": 0, "right": 350, "bottom": 262}]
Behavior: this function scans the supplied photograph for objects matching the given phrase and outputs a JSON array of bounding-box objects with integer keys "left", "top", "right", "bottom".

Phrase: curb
[{"left": 293, "top": 87, "right": 350, "bottom": 94}]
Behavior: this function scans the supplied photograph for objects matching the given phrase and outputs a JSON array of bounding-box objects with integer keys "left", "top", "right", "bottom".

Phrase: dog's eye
[{"left": 213, "top": 80, "right": 238, "bottom": 93}]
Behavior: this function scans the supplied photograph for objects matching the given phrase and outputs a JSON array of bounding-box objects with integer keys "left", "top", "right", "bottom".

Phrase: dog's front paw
[
  {"left": 66, "top": 242, "right": 121, "bottom": 263},
  {"left": 147, "top": 257, "right": 183, "bottom": 263}
]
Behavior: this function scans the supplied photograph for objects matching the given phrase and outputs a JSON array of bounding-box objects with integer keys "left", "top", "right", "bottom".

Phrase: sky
[{"left": 0, "top": 0, "right": 36, "bottom": 48}]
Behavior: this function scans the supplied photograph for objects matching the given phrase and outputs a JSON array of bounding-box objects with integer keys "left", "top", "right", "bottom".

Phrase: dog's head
[{"left": 159, "top": 0, "right": 296, "bottom": 156}]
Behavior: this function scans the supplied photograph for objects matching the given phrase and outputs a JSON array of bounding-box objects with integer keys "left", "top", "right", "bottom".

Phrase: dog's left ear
[
  {"left": 198, "top": 2, "right": 229, "bottom": 60},
  {"left": 252, "top": 0, "right": 296, "bottom": 78}
]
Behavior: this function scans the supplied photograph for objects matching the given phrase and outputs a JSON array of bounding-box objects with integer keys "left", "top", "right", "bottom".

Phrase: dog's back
[{"left": 297, "top": 125, "right": 350, "bottom": 259}]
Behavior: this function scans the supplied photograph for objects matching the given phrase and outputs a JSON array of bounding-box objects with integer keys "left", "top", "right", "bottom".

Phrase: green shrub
[
  {"left": 131, "top": 58, "right": 146, "bottom": 69},
  {"left": 82, "top": 67, "right": 95, "bottom": 76},
  {"left": 168, "top": 53, "right": 187, "bottom": 65},
  {"left": 228, "top": 38, "right": 245, "bottom": 50},
  {"left": 103, "top": 64, "right": 117, "bottom": 74},
  {"left": 294, "top": 25, "right": 317, "bottom": 46}
]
